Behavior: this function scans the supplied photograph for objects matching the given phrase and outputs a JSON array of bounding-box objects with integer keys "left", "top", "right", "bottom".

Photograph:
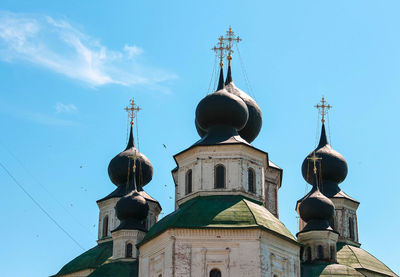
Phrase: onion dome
[
  {"left": 224, "top": 65, "right": 262, "bottom": 143},
  {"left": 298, "top": 186, "right": 335, "bottom": 233},
  {"left": 194, "top": 68, "right": 249, "bottom": 144},
  {"left": 114, "top": 188, "right": 149, "bottom": 232},
  {"left": 108, "top": 126, "right": 153, "bottom": 189},
  {"left": 301, "top": 124, "right": 348, "bottom": 196}
]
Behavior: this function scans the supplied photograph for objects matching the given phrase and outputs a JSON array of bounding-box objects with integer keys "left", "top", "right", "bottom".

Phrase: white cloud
[
  {"left": 124, "top": 44, "right": 143, "bottom": 58},
  {"left": 55, "top": 102, "right": 78, "bottom": 114},
  {"left": 0, "top": 11, "right": 176, "bottom": 88}
]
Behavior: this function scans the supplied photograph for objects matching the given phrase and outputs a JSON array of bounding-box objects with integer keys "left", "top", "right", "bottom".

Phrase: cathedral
[{"left": 51, "top": 29, "right": 397, "bottom": 277}]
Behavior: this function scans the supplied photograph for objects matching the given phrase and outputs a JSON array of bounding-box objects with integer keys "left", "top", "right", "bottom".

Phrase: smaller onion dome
[
  {"left": 301, "top": 124, "right": 348, "bottom": 196},
  {"left": 114, "top": 188, "right": 149, "bottom": 232},
  {"left": 299, "top": 186, "right": 335, "bottom": 233},
  {"left": 195, "top": 68, "right": 249, "bottom": 144},
  {"left": 108, "top": 126, "right": 153, "bottom": 189},
  {"left": 224, "top": 65, "right": 263, "bottom": 143}
]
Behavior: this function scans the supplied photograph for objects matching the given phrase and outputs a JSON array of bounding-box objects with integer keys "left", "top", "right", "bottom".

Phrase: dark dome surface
[
  {"left": 302, "top": 124, "right": 348, "bottom": 188},
  {"left": 299, "top": 188, "right": 335, "bottom": 223},
  {"left": 115, "top": 190, "right": 149, "bottom": 222},
  {"left": 196, "top": 88, "right": 248, "bottom": 131},
  {"left": 224, "top": 67, "right": 262, "bottom": 143},
  {"left": 108, "top": 127, "right": 153, "bottom": 188}
]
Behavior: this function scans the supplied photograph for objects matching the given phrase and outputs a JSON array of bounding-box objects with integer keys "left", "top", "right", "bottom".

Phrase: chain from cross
[
  {"left": 222, "top": 26, "right": 242, "bottom": 65},
  {"left": 212, "top": 36, "right": 229, "bottom": 68},
  {"left": 307, "top": 151, "right": 322, "bottom": 175},
  {"left": 124, "top": 98, "right": 141, "bottom": 126},
  {"left": 315, "top": 96, "right": 332, "bottom": 124}
]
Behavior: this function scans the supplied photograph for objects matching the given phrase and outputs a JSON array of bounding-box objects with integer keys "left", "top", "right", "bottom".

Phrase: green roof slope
[
  {"left": 337, "top": 243, "right": 398, "bottom": 277},
  {"left": 301, "top": 263, "right": 364, "bottom": 277},
  {"left": 52, "top": 241, "right": 112, "bottom": 276},
  {"left": 141, "top": 195, "right": 296, "bottom": 245},
  {"left": 87, "top": 261, "right": 138, "bottom": 277}
]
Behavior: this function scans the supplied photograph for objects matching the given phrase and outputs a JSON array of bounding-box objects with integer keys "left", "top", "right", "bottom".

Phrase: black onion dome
[
  {"left": 108, "top": 126, "right": 153, "bottom": 188},
  {"left": 196, "top": 68, "right": 248, "bottom": 132},
  {"left": 301, "top": 124, "right": 348, "bottom": 192},
  {"left": 224, "top": 65, "right": 262, "bottom": 143},
  {"left": 114, "top": 189, "right": 149, "bottom": 231},
  {"left": 299, "top": 188, "right": 334, "bottom": 223}
]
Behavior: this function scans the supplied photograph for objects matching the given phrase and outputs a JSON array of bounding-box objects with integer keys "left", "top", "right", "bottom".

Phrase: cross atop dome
[
  {"left": 124, "top": 98, "right": 141, "bottom": 126},
  {"left": 212, "top": 36, "right": 229, "bottom": 68},
  {"left": 315, "top": 96, "right": 332, "bottom": 124},
  {"left": 222, "top": 26, "right": 241, "bottom": 65}
]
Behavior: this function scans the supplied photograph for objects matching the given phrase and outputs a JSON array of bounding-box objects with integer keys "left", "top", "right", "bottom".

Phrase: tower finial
[
  {"left": 212, "top": 36, "right": 228, "bottom": 68},
  {"left": 222, "top": 26, "right": 241, "bottom": 66},
  {"left": 315, "top": 96, "right": 332, "bottom": 124},
  {"left": 124, "top": 98, "right": 141, "bottom": 126}
]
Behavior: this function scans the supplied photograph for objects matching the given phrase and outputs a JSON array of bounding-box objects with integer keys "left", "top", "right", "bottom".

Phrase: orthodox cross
[
  {"left": 315, "top": 96, "right": 332, "bottom": 124},
  {"left": 212, "top": 36, "right": 229, "bottom": 68},
  {"left": 221, "top": 26, "right": 241, "bottom": 65},
  {"left": 307, "top": 151, "right": 322, "bottom": 175},
  {"left": 124, "top": 98, "right": 141, "bottom": 126}
]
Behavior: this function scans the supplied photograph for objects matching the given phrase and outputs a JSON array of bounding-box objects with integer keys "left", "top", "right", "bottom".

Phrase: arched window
[
  {"left": 102, "top": 215, "right": 108, "bottom": 238},
  {"left": 186, "top": 169, "right": 192, "bottom": 194},
  {"left": 330, "top": 245, "right": 335, "bottom": 261},
  {"left": 318, "top": 245, "right": 324, "bottom": 260},
  {"left": 210, "top": 268, "right": 221, "bottom": 277},
  {"left": 306, "top": 247, "right": 312, "bottom": 262},
  {"left": 248, "top": 168, "right": 255, "bottom": 193},
  {"left": 126, "top": 243, "right": 133, "bottom": 258},
  {"left": 214, "top": 165, "right": 225, "bottom": 189},
  {"left": 349, "top": 217, "right": 354, "bottom": 240}
]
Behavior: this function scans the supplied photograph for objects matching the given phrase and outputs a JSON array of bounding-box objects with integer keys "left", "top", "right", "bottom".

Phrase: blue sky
[{"left": 0, "top": 1, "right": 399, "bottom": 276}]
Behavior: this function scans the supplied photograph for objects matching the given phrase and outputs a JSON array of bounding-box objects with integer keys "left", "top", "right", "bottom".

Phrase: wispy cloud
[
  {"left": 0, "top": 11, "right": 176, "bottom": 88},
  {"left": 55, "top": 102, "right": 78, "bottom": 114}
]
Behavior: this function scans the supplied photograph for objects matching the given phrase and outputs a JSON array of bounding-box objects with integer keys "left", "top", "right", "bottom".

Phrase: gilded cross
[
  {"left": 212, "top": 36, "right": 229, "bottom": 68},
  {"left": 124, "top": 98, "right": 141, "bottom": 126},
  {"left": 222, "top": 26, "right": 241, "bottom": 65},
  {"left": 307, "top": 151, "right": 322, "bottom": 175},
  {"left": 315, "top": 96, "right": 332, "bottom": 124}
]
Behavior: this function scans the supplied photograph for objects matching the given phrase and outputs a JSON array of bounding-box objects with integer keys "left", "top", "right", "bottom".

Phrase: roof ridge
[
  {"left": 242, "top": 198, "right": 258, "bottom": 225},
  {"left": 347, "top": 244, "right": 363, "bottom": 268}
]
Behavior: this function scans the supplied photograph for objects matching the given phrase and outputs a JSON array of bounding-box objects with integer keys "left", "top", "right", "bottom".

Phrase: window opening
[
  {"left": 186, "top": 169, "right": 192, "bottom": 194},
  {"left": 248, "top": 168, "right": 255, "bottom": 193},
  {"left": 215, "top": 165, "right": 225, "bottom": 189}
]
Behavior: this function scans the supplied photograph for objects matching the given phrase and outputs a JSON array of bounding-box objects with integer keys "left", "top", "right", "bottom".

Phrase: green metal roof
[
  {"left": 87, "top": 261, "right": 138, "bottom": 277},
  {"left": 52, "top": 241, "right": 112, "bottom": 276},
  {"left": 337, "top": 243, "right": 398, "bottom": 277},
  {"left": 141, "top": 195, "right": 296, "bottom": 245},
  {"left": 301, "top": 263, "right": 364, "bottom": 276}
]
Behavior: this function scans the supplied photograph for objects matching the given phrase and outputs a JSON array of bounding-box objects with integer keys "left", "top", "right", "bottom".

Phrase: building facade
[{"left": 52, "top": 32, "right": 397, "bottom": 277}]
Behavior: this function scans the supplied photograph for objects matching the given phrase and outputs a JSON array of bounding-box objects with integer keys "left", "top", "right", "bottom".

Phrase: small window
[
  {"left": 349, "top": 217, "right": 355, "bottom": 240},
  {"left": 306, "top": 247, "right": 312, "bottom": 262},
  {"left": 186, "top": 169, "right": 192, "bottom": 194},
  {"left": 248, "top": 168, "right": 255, "bottom": 193},
  {"left": 214, "top": 165, "right": 225, "bottom": 189},
  {"left": 102, "top": 215, "right": 109, "bottom": 238},
  {"left": 126, "top": 243, "right": 133, "bottom": 258},
  {"left": 318, "top": 245, "right": 324, "bottom": 259},
  {"left": 330, "top": 245, "right": 335, "bottom": 261},
  {"left": 210, "top": 268, "right": 221, "bottom": 277}
]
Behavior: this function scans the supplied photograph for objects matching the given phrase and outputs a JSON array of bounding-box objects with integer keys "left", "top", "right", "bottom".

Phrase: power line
[
  {"left": 0, "top": 141, "right": 95, "bottom": 238},
  {"left": 0, "top": 161, "right": 85, "bottom": 251}
]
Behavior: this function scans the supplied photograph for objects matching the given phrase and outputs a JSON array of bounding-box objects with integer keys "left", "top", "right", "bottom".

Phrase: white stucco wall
[{"left": 139, "top": 228, "right": 300, "bottom": 277}]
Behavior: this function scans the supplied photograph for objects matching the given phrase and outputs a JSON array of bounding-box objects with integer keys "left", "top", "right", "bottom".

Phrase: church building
[{"left": 51, "top": 28, "right": 397, "bottom": 277}]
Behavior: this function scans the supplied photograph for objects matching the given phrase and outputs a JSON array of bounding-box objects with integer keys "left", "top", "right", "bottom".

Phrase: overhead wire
[
  {"left": 0, "top": 160, "right": 85, "bottom": 250},
  {"left": 235, "top": 44, "right": 256, "bottom": 100},
  {"left": 0, "top": 141, "right": 95, "bottom": 239}
]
